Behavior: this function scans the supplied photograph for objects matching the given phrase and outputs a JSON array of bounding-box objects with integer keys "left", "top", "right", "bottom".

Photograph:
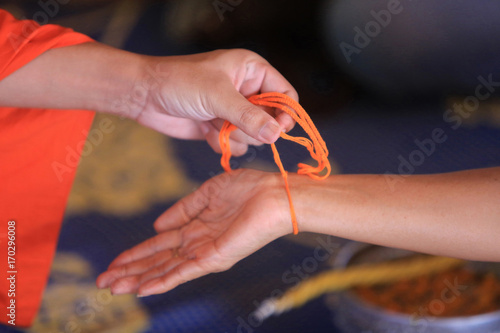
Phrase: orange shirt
[{"left": 0, "top": 10, "right": 95, "bottom": 327}]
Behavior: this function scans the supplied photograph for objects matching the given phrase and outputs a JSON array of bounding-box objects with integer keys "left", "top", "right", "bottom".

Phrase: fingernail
[{"left": 258, "top": 121, "right": 280, "bottom": 143}]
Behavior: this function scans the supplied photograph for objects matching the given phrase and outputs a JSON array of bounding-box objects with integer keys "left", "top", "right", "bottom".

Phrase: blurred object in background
[
  {"left": 324, "top": 0, "right": 500, "bottom": 99},
  {"left": 162, "top": 0, "right": 355, "bottom": 117},
  {"left": 329, "top": 243, "right": 500, "bottom": 333},
  {"left": 0, "top": 0, "right": 355, "bottom": 116},
  {"left": 0, "top": 0, "right": 153, "bottom": 48}
]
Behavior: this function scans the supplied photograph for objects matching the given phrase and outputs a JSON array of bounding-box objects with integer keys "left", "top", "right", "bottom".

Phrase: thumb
[{"left": 213, "top": 91, "right": 282, "bottom": 144}]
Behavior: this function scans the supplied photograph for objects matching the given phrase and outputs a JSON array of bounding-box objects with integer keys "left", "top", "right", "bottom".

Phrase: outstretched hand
[{"left": 96, "top": 169, "right": 291, "bottom": 297}]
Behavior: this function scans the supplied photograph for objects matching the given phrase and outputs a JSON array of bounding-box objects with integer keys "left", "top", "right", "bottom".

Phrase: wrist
[
  {"left": 287, "top": 174, "right": 327, "bottom": 234},
  {"left": 287, "top": 173, "right": 370, "bottom": 235},
  {"left": 98, "top": 50, "right": 152, "bottom": 119},
  {"left": 258, "top": 172, "right": 300, "bottom": 238},
  {"left": 268, "top": 172, "right": 328, "bottom": 236}
]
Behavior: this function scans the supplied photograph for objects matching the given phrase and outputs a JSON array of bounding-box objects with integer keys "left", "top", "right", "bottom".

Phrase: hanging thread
[{"left": 219, "top": 92, "right": 331, "bottom": 234}]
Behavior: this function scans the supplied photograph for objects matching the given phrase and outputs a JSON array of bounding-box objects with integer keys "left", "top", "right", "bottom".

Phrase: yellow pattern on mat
[
  {"left": 28, "top": 252, "right": 150, "bottom": 333},
  {"left": 66, "top": 114, "right": 196, "bottom": 216}
]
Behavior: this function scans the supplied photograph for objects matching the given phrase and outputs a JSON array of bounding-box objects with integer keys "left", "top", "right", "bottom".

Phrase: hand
[
  {"left": 137, "top": 49, "right": 298, "bottom": 156},
  {"left": 96, "top": 169, "right": 291, "bottom": 296}
]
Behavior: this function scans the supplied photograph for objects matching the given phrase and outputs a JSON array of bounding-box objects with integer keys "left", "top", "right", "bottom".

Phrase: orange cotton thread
[{"left": 219, "top": 92, "right": 331, "bottom": 235}]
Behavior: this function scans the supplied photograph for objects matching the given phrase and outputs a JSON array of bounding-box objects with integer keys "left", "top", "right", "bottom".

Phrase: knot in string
[{"left": 219, "top": 92, "right": 331, "bottom": 234}]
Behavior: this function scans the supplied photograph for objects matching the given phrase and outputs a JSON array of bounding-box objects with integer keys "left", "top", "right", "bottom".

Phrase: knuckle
[
  {"left": 227, "top": 48, "right": 257, "bottom": 61},
  {"left": 118, "top": 265, "right": 129, "bottom": 277},
  {"left": 237, "top": 104, "right": 260, "bottom": 127}
]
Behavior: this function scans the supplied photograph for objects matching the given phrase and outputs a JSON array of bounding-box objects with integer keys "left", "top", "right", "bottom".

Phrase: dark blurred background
[
  {"left": 0, "top": 0, "right": 355, "bottom": 118},
  {"left": 5, "top": 0, "right": 500, "bottom": 114}
]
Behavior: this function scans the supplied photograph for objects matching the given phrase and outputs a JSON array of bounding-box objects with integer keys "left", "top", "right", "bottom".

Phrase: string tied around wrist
[{"left": 219, "top": 92, "right": 331, "bottom": 235}]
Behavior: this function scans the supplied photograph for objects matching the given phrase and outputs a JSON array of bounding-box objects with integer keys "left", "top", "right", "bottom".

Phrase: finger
[
  {"left": 200, "top": 121, "right": 249, "bottom": 156},
  {"left": 208, "top": 119, "right": 263, "bottom": 147},
  {"left": 154, "top": 171, "right": 237, "bottom": 232},
  {"left": 258, "top": 64, "right": 299, "bottom": 101},
  {"left": 136, "top": 263, "right": 199, "bottom": 297},
  {"left": 211, "top": 89, "right": 282, "bottom": 144},
  {"left": 154, "top": 186, "right": 210, "bottom": 232},
  {"left": 112, "top": 256, "right": 186, "bottom": 295},
  {"left": 136, "top": 245, "right": 231, "bottom": 297},
  {"left": 107, "top": 231, "right": 182, "bottom": 269},
  {"left": 136, "top": 259, "right": 208, "bottom": 297},
  {"left": 275, "top": 110, "right": 295, "bottom": 133},
  {"left": 138, "top": 112, "right": 205, "bottom": 140},
  {"left": 240, "top": 61, "right": 298, "bottom": 134},
  {"left": 206, "top": 134, "right": 248, "bottom": 156},
  {"left": 109, "top": 275, "right": 141, "bottom": 295},
  {"left": 97, "top": 248, "right": 174, "bottom": 289},
  {"left": 137, "top": 256, "right": 186, "bottom": 285}
]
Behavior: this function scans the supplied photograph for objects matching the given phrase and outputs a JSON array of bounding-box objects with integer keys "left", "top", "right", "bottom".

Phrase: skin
[
  {"left": 0, "top": 43, "right": 298, "bottom": 155},
  {"left": 96, "top": 167, "right": 500, "bottom": 297}
]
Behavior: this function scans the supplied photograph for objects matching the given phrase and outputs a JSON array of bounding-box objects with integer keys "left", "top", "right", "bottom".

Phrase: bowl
[{"left": 326, "top": 242, "right": 500, "bottom": 333}]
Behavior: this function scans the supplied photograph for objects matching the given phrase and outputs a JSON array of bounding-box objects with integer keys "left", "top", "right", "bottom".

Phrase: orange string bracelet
[{"left": 219, "top": 92, "right": 331, "bottom": 235}]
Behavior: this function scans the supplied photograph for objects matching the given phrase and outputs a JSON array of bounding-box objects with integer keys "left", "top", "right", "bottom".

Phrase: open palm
[{"left": 96, "top": 169, "right": 290, "bottom": 297}]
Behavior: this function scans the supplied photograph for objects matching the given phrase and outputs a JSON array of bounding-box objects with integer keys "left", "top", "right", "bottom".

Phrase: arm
[
  {"left": 0, "top": 43, "right": 297, "bottom": 153},
  {"left": 96, "top": 167, "right": 500, "bottom": 297},
  {"left": 294, "top": 167, "right": 500, "bottom": 261}
]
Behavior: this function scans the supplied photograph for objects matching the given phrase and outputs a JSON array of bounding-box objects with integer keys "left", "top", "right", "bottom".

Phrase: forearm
[
  {"left": 290, "top": 167, "right": 500, "bottom": 261},
  {"left": 0, "top": 42, "right": 148, "bottom": 117}
]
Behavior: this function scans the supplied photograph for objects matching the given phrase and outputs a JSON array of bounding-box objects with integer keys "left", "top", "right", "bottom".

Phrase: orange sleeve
[
  {"left": 0, "top": 9, "right": 94, "bottom": 79},
  {"left": 0, "top": 9, "right": 96, "bottom": 327}
]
